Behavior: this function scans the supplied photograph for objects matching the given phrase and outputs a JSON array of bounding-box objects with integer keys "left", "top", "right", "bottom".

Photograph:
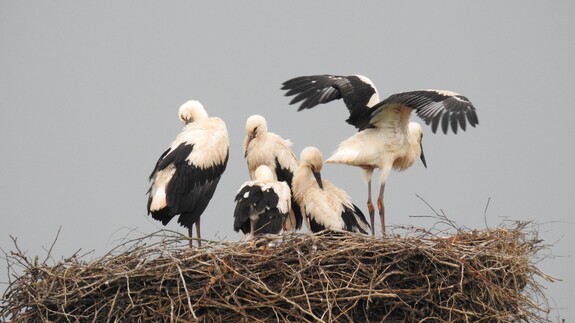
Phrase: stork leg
[
  {"left": 251, "top": 219, "right": 257, "bottom": 239},
  {"left": 367, "top": 180, "right": 375, "bottom": 236},
  {"left": 188, "top": 226, "right": 194, "bottom": 248},
  {"left": 362, "top": 167, "right": 375, "bottom": 236},
  {"left": 195, "top": 218, "right": 202, "bottom": 247},
  {"left": 377, "top": 183, "right": 386, "bottom": 236}
]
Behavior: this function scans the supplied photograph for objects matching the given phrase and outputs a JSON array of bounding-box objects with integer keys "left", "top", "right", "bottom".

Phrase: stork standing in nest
[
  {"left": 282, "top": 74, "right": 478, "bottom": 235},
  {"left": 243, "top": 114, "right": 303, "bottom": 231},
  {"left": 147, "top": 100, "right": 229, "bottom": 247},
  {"left": 293, "top": 146, "right": 370, "bottom": 234},
  {"left": 233, "top": 165, "right": 291, "bottom": 238}
]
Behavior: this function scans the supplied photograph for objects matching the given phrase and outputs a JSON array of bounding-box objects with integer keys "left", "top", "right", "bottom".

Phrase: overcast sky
[{"left": 1, "top": 1, "right": 574, "bottom": 319}]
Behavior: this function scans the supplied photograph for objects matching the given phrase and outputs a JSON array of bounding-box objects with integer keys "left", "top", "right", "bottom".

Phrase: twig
[
  {"left": 484, "top": 197, "right": 492, "bottom": 228},
  {"left": 42, "top": 226, "right": 62, "bottom": 265}
]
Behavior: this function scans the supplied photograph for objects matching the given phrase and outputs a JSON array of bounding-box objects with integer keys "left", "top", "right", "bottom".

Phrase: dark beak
[
  {"left": 313, "top": 171, "right": 323, "bottom": 190},
  {"left": 420, "top": 142, "right": 427, "bottom": 168},
  {"left": 244, "top": 133, "right": 256, "bottom": 158}
]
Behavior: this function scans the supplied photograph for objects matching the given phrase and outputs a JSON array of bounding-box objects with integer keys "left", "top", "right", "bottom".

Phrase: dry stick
[
  {"left": 484, "top": 197, "right": 492, "bottom": 229},
  {"left": 107, "top": 288, "right": 121, "bottom": 322},
  {"left": 174, "top": 262, "right": 197, "bottom": 320},
  {"left": 318, "top": 267, "right": 332, "bottom": 322},
  {"left": 412, "top": 194, "right": 460, "bottom": 231},
  {"left": 124, "top": 274, "right": 135, "bottom": 307},
  {"left": 42, "top": 226, "right": 62, "bottom": 266}
]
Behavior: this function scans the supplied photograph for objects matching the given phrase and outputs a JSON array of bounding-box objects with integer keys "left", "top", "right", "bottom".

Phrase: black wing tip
[
  {"left": 281, "top": 75, "right": 334, "bottom": 111},
  {"left": 417, "top": 93, "right": 479, "bottom": 135}
]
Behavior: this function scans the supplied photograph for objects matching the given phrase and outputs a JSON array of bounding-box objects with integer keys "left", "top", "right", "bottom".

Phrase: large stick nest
[{"left": 1, "top": 222, "right": 555, "bottom": 322}]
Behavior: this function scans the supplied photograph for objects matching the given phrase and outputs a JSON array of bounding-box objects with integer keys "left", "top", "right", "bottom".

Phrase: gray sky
[{"left": 1, "top": 1, "right": 573, "bottom": 319}]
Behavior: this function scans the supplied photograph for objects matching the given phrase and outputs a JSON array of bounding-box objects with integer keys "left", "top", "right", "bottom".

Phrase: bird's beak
[
  {"left": 420, "top": 142, "right": 427, "bottom": 168},
  {"left": 244, "top": 133, "right": 255, "bottom": 158},
  {"left": 313, "top": 171, "right": 323, "bottom": 190}
]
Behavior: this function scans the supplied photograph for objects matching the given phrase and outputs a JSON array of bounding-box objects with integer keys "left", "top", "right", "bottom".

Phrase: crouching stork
[
  {"left": 292, "top": 146, "right": 370, "bottom": 234},
  {"left": 147, "top": 100, "right": 229, "bottom": 247},
  {"left": 233, "top": 165, "right": 291, "bottom": 238}
]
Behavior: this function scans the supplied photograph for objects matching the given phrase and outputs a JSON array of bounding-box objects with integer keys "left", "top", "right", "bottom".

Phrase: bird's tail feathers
[
  {"left": 326, "top": 149, "right": 362, "bottom": 166},
  {"left": 149, "top": 187, "right": 167, "bottom": 212}
]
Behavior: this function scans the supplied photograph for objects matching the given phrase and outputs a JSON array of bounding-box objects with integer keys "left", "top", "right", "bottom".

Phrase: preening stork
[
  {"left": 292, "top": 146, "right": 370, "bottom": 234},
  {"left": 243, "top": 115, "right": 303, "bottom": 231},
  {"left": 282, "top": 74, "right": 478, "bottom": 235},
  {"left": 147, "top": 100, "right": 229, "bottom": 247},
  {"left": 233, "top": 165, "right": 291, "bottom": 238}
]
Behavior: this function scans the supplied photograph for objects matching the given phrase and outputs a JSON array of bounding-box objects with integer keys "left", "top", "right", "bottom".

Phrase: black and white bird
[
  {"left": 292, "top": 146, "right": 370, "bottom": 234},
  {"left": 147, "top": 100, "right": 229, "bottom": 247},
  {"left": 243, "top": 114, "right": 303, "bottom": 231},
  {"left": 233, "top": 165, "right": 291, "bottom": 238},
  {"left": 282, "top": 74, "right": 478, "bottom": 235}
]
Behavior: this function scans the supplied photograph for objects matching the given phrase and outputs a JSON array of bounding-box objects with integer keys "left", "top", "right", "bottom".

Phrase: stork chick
[
  {"left": 147, "top": 100, "right": 229, "bottom": 247},
  {"left": 292, "top": 146, "right": 370, "bottom": 234},
  {"left": 233, "top": 165, "right": 291, "bottom": 238}
]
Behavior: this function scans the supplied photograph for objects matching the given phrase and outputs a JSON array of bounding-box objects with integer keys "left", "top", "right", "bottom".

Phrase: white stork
[
  {"left": 243, "top": 114, "right": 303, "bottom": 231},
  {"left": 233, "top": 165, "right": 291, "bottom": 238},
  {"left": 281, "top": 74, "right": 478, "bottom": 235},
  {"left": 292, "top": 146, "right": 370, "bottom": 234},
  {"left": 147, "top": 100, "right": 229, "bottom": 247}
]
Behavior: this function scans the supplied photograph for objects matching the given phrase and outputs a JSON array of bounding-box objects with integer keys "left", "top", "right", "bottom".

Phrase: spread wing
[
  {"left": 371, "top": 90, "right": 479, "bottom": 134},
  {"left": 281, "top": 74, "right": 376, "bottom": 130}
]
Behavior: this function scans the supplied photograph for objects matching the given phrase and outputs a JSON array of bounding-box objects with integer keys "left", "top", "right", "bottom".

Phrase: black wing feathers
[
  {"left": 340, "top": 204, "right": 369, "bottom": 234},
  {"left": 252, "top": 208, "right": 284, "bottom": 235},
  {"left": 274, "top": 157, "right": 294, "bottom": 185},
  {"left": 307, "top": 213, "right": 327, "bottom": 233},
  {"left": 306, "top": 204, "right": 370, "bottom": 234},
  {"left": 149, "top": 147, "right": 172, "bottom": 180},
  {"left": 275, "top": 157, "right": 303, "bottom": 230},
  {"left": 281, "top": 75, "right": 377, "bottom": 130},
  {"left": 233, "top": 185, "right": 285, "bottom": 235},
  {"left": 148, "top": 143, "right": 228, "bottom": 228},
  {"left": 374, "top": 90, "right": 479, "bottom": 134},
  {"left": 281, "top": 75, "right": 344, "bottom": 110}
]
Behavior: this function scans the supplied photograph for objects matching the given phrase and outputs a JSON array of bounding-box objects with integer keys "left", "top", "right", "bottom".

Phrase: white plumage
[
  {"left": 282, "top": 74, "right": 478, "bottom": 235},
  {"left": 243, "top": 114, "right": 303, "bottom": 231},
  {"left": 233, "top": 165, "right": 291, "bottom": 238},
  {"left": 292, "top": 146, "right": 370, "bottom": 234},
  {"left": 147, "top": 100, "right": 229, "bottom": 247}
]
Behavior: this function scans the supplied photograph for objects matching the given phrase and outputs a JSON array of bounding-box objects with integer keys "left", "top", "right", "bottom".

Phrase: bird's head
[
  {"left": 409, "top": 122, "right": 427, "bottom": 168},
  {"left": 179, "top": 100, "right": 208, "bottom": 124},
  {"left": 244, "top": 115, "right": 268, "bottom": 156},
  {"left": 245, "top": 115, "right": 268, "bottom": 139},
  {"left": 300, "top": 146, "right": 324, "bottom": 189}
]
